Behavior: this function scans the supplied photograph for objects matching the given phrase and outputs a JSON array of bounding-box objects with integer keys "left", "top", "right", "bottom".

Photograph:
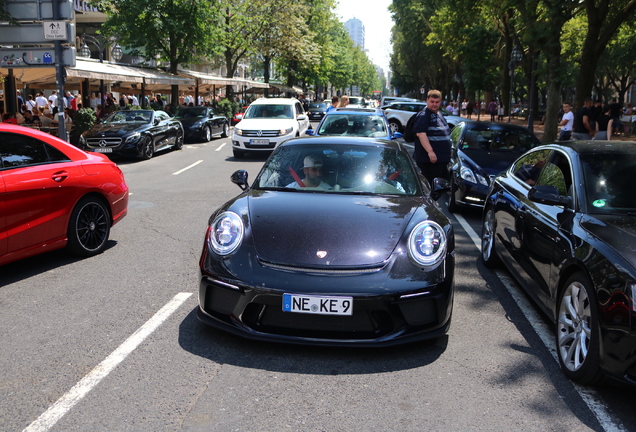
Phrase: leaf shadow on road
[{"left": 177, "top": 307, "right": 448, "bottom": 376}]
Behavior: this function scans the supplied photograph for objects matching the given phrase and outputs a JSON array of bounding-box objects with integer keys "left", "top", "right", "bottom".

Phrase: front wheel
[
  {"left": 481, "top": 207, "right": 500, "bottom": 267},
  {"left": 446, "top": 182, "right": 459, "bottom": 212},
  {"left": 67, "top": 197, "right": 111, "bottom": 257},
  {"left": 202, "top": 126, "right": 211, "bottom": 142},
  {"left": 556, "top": 273, "right": 605, "bottom": 385},
  {"left": 140, "top": 136, "right": 154, "bottom": 160},
  {"left": 389, "top": 120, "right": 402, "bottom": 134},
  {"left": 172, "top": 129, "right": 184, "bottom": 151},
  {"left": 221, "top": 122, "right": 229, "bottom": 138}
]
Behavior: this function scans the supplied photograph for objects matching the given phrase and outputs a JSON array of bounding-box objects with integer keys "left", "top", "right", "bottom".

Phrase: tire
[
  {"left": 556, "top": 273, "right": 605, "bottom": 385},
  {"left": 140, "top": 135, "right": 154, "bottom": 160},
  {"left": 67, "top": 197, "right": 110, "bottom": 257},
  {"left": 389, "top": 120, "right": 402, "bottom": 134},
  {"left": 202, "top": 126, "right": 211, "bottom": 142},
  {"left": 446, "top": 182, "right": 459, "bottom": 212},
  {"left": 221, "top": 122, "right": 229, "bottom": 138},
  {"left": 480, "top": 206, "right": 500, "bottom": 267},
  {"left": 173, "top": 129, "right": 184, "bottom": 151},
  {"left": 233, "top": 148, "right": 244, "bottom": 159}
]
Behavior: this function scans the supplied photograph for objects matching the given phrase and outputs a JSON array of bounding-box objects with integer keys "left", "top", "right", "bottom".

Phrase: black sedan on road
[
  {"left": 447, "top": 121, "right": 540, "bottom": 212},
  {"left": 197, "top": 137, "right": 455, "bottom": 346},
  {"left": 174, "top": 106, "right": 229, "bottom": 142},
  {"left": 307, "top": 102, "right": 328, "bottom": 121},
  {"left": 481, "top": 141, "right": 636, "bottom": 387},
  {"left": 80, "top": 110, "right": 183, "bottom": 160}
]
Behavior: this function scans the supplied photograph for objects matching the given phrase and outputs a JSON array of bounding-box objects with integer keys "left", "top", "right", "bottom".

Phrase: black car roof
[
  {"left": 544, "top": 141, "right": 636, "bottom": 155},
  {"left": 460, "top": 121, "right": 533, "bottom": 132},
  {"left": 280, "top": 136, "right": 404, "bottom": 150}
]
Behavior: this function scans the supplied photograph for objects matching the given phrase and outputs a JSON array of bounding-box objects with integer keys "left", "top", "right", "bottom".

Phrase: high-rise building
[{"left": 344, "top": 18, "right": 365, "bottom": 49}]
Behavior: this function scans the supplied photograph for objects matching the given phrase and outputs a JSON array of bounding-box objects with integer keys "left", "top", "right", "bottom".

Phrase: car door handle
[{"left": 52, "top": 171, "right": 68, "bottom": 182}]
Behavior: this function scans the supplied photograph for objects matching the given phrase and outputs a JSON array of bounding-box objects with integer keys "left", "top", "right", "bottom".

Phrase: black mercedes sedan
[
  {"left": 447, "top": 121, "right": 540, "bottom": 212},
  {"left": 197, "top": 136, "right": 455, "bottom": 346},
  {"left": 481, "top": 141, "right": 636, "bottom": 387},
  {"left": 174, "top": 106, "right": 229, "bottom": 142},
  {"left": 80, "top": 110, "right": 184, "bottom": 160}
]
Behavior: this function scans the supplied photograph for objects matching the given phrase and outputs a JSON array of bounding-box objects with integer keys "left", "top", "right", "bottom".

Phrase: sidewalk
[{"left": 460, "top": 114, "right": 636, "bottom": 142}]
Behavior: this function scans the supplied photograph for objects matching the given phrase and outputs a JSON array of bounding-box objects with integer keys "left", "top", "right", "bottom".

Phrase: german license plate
[
  {"left": 283, "top": 294, "right": 353, "bottom": 316},
  {"left": 250, "top": 139, "right": 269, "bottom": 145},
  {"left": 93, "top": 148, "right": 113, "bottom": 153}
]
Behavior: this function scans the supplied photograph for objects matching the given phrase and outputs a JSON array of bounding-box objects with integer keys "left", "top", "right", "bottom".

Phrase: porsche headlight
[
  {"left": 125, "top": 132, "right": 141, "bottom": 143},
  {"left": 408, "top": 221, "right": 447, "bottom": 267},
  {"left": 208, "top": 211, "right": 244, "bottom": 255},
  {"left": 190, "top": 121, "right": 202, "bottom": 130}
]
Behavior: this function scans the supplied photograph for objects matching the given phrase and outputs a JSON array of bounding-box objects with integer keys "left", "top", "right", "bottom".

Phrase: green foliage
[
  {"left": 215, "top": 99, "right": 239, "bottom": 120},
  {"left": 73, "top": 108, "right": 97, "bottom": 135}
]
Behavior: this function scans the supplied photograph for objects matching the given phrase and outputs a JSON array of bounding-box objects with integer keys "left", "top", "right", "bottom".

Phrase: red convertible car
[{"left": 0, "top": 124, "right": 129, "bottom": 266}]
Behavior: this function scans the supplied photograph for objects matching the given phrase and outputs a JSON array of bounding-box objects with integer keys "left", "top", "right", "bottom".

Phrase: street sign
[
  {"left": 0, "top": 46, "right": 76, "bottom": 67},
  {"left": 43, "top": 21, "right": 67, "bottom": 40},
  {"left": 4, "top": 0, "right": 74, "bottom": 21},
  {"left": 0, "top": 22, "right": 75, "bottom": 44}
]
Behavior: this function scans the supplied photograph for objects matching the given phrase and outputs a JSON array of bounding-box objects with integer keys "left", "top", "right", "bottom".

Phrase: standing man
[
  {"left": 48, "top": 91, "right": 58, "bottom": 108},
  {"left": 413, "top": 89, "right": 452, "bottom": 187},
  {"left": 325, "top": 96, "right": 339, "bottom": 113},
  {"left": 488, "top": 99, "right": 498, "bottom": 122},
  {"left": 573, "top": 97, "right": 595, "bottom": 140},
  {"left": 558, "top": 102, "right": 574, "bottom": 141},
  {"left": 35, "top": 92, "right": 48, "bottom": 109}
]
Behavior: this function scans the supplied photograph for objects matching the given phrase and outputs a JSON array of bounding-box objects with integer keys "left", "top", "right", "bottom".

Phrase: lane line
[
  {"left": 453, "top": 212, "right": 626, "bottom": 432},
  {"left": 173, "top": 160, "right": 203, "bottom": 176},
  {"left": 23, "top": 292, "right": 193, "bottom": 432},
  {"left": 215, "top": 143, "right": 226, "bottom": 152}
]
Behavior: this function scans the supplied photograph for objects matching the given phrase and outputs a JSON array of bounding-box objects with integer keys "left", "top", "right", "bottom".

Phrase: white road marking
[
  {"left": 23, "top": 292, "right": 193, "bottom": 432},
  {"left": 453, "top": 212, "right": 627, "bottom": 432},
  {"left": 215, "top": 143, "right": 226, "bottom": 152},
  {"left": 173, "top": 160, "right": 203, "bottom": 175}
]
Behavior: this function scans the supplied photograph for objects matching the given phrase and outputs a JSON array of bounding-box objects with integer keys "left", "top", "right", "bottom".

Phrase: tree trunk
[{"left": 263, "top": 55, "right": 271, "bottom": 98}]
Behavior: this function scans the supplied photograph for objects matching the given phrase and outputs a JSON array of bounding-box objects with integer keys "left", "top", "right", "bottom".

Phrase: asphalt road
[{"left": 1, "top": 130, "right": 635, "bottom": 432}]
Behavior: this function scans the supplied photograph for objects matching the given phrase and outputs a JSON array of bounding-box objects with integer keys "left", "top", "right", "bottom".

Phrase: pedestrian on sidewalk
[
  {"left": 573, "top": 97, "right": 595, "bottom": 140},
  {"left": 558, "top": 102, "right": 574, "bottom": 141}
]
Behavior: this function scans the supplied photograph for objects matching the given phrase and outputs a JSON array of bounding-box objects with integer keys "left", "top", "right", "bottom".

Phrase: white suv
[
  {"left": 383, "top": 101, "right": 466, "bottom": 133},
  {"left": 231, "top": 98, "right": 310, "bottom": 158}
]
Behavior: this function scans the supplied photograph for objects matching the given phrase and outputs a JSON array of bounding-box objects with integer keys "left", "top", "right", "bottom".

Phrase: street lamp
[
  {"left": 508, "top": 44, "right": 523, "bottom": 123},
  {"left": 79, "top": 33, "right": 123, "bottom": 106}
]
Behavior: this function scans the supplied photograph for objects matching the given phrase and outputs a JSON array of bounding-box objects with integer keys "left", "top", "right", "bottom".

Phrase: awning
[
  {"left": 178, "top": 69, "right": 270, "bottom": 92},
  {"left": 1, "top": 58, "right": 195, "bottom": 90},
  {"left": 269, "top": 83, "right": 304, "bottom": 94}
]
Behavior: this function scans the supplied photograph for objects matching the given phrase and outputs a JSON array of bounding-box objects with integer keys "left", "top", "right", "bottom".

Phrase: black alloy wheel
[
  {"left": 446, "top": 182, "right": 459, "bottom": 212},
  {"left": 67, "top": 197, "right": 111, "bottom": 257},
  {"left": 173, "top": 129, "right": 184, "bottom": 150},
  {"left": 141, "top": 135, "right": 154, "bottom": 160}
]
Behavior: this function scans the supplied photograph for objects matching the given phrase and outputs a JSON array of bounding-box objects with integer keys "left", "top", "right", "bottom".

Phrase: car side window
[
  {"left": 536, "top": 151, "right": 573, "bottom": 197},
  {"left": 0, "top": 133, "right": 70, "bottom": 169},
  {"left": 296, "top": 103, "right": 303, "bottom": 115},
  {"left": 450, "top": 124, "right": 463, "bottom": 147},
  {"left": 512, "top": 149, "right": 551, "bottom": 186}
]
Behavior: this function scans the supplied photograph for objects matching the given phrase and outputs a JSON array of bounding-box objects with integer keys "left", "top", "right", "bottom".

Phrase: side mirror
[
  {"left": 430, "top": 177, "right": 451, "bottom": 201},
  {"left": 154, "top": 118, "right": 160, "bottom": 126},
  {"left": 305, "top": 129, "right": 315, "bottom": 136},
  {"left": 231, "top": 170, "right": 249, "bottom": 191},
  {"left": 297, "top": 114, "right": 308, "bottom": 121},
  {"left": 528, "top": 185, "right": 573, "bottom": 208},
  {"left": 391, "top": 132, "right": 403, "bottom": 140}
]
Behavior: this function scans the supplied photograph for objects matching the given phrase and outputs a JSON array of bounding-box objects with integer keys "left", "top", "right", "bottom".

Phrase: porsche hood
[{"left": 246, "top": 191, "right": 421, "bottom": 267}]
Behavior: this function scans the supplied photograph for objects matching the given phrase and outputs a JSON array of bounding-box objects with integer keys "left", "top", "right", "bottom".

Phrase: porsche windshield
[
  {"left": 102, "top": 111, "right": 152, "bottom": 124},
  {"left": 256, "top": 144, "right": 420, "bottom": 196}
]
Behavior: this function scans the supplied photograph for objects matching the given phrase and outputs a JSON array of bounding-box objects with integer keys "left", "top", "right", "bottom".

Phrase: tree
[
  {"left": 99, "top": 0, "right": 220, "bottom": 110},
  {"left": 573, "top": 0, "right": 636, "bottom": 108}
]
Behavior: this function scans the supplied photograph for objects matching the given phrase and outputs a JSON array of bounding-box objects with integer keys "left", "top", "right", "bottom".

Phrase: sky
[{"left": 334, "top": 0, "right": 393, "bottom": 74}]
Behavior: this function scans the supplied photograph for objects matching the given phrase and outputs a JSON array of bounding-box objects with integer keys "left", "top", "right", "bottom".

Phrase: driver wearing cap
[{"left": 287, "top": 155, "right": 332, "bottom": 189}]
